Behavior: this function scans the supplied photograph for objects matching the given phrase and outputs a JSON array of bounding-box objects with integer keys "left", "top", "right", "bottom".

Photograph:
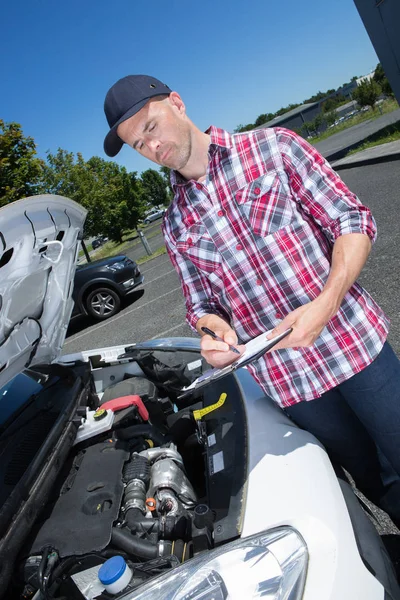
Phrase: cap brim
[{"left": 103, "top": 97, "right": 150, "bottom": 157}]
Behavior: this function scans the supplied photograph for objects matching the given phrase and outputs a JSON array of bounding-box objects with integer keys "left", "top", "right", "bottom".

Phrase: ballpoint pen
[{"left": 200, "top": 326, "right": 241, "bottom": 354}]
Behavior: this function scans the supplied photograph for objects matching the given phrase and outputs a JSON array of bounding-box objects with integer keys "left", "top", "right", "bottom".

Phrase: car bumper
[{"left": 118, "top": 272, "right": 144, "bottom": 295}]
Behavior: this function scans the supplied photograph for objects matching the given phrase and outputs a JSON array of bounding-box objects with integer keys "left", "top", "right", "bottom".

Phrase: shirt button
[
  {"left": 275, "top": 312, "right": 283, "bottom": 319},
  {"left": 254, "top": 187, "right": 261, "bottom": 195},
  {"left": 187, "top": 238, "right": 193, "bottom": 246},
  {"left": 256, "top": 278, "right": 262, "bottom": 286},
  {"left": 236, "top": 244, "right": 243, "bottom": 251},
  {"left": 217, "top": 210, "right": 224, "bottom": 217},
  {"left": 195, "top": 183, "right": 202, "bottom": 190}
]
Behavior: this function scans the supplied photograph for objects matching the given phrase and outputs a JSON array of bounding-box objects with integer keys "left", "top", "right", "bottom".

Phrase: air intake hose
[{"left": 123, "top": 454, "right": 150, "bottom": 515}]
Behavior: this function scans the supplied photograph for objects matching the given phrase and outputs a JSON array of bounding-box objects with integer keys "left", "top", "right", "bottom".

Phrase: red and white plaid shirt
[{"left": 162, "top": 126, "right": 389, "bottom": 407}]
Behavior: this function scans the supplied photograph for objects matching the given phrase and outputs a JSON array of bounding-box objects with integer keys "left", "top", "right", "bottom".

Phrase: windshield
[
  {"left": 0, "top": 372, "right": 44, "bottom": 428},
  {"left": 0, "top": 368, "right": 74, "bottom": 520}
]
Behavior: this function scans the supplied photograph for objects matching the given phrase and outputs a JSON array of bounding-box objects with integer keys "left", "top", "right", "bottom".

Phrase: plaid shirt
[{"left": 162, "top": 126, "right": 389, "bottom": 407}]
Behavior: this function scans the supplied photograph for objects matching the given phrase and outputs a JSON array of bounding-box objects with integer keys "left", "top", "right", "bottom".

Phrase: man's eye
[{"left": 149, "top": 123, "right": 156, "bottom": 132}]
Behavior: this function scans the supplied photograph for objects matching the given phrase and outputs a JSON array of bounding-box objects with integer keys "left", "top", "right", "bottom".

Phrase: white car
[
  {"left": 0, "top": 195, "right": 399, "bottom": 600},
  {"left": 143, "top": 208, "right": 165, "bottom": 225}
]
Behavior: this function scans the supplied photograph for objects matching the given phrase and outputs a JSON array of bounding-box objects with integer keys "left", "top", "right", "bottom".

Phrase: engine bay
[{"left": 0, "top": 345, "right": 247, "bottom": 599}]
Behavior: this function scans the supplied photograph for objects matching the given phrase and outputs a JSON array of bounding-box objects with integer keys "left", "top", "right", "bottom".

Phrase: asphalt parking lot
[{"left": 64, "top": 250, "right": 193, "bottom": 354}]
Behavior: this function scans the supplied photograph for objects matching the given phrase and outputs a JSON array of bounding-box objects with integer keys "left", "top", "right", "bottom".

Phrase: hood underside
[{"left": 0, "top": 195, "right": 87, "bottom": 389}]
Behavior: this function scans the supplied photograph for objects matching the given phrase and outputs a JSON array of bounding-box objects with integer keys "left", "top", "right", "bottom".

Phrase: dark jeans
[{"left": 286, "top": 341, "right": 400, "bottom": 528}]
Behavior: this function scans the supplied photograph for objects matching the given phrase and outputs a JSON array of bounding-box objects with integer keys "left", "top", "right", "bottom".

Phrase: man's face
[{"left": 117, "top": 93, "right": 192, "bottom": 171}]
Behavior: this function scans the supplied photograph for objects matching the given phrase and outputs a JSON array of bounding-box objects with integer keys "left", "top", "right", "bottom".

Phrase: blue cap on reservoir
[{"left": 98, "top": 556, "right": 127, "bottom": 585}]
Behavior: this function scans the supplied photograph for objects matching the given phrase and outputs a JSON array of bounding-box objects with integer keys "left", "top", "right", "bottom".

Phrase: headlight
[
  {"left": 105, "top": 262, "right": 125, "bottom": 272},
  {"left": 124, "top": 527, "right": 307, "bottom": 600}
]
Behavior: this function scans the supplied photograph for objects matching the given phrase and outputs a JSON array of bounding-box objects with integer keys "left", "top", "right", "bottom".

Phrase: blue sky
[{"left": 1, "top": 0, "right": 378, "bottom": 175}]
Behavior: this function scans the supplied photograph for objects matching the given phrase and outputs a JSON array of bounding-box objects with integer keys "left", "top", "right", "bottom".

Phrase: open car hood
[{"left": 0, "top": 195, "right": 87, "bottom": 389}]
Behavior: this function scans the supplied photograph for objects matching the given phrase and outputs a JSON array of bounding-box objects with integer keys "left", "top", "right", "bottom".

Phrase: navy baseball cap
[{"left": 103, "top": 75, "right": 172, "bottom": 157}]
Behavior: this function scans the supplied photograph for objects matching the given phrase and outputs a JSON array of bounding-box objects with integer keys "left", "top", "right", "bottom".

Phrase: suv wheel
[{"left": 85, "top": 287, "right": 121, "bottom": 320}]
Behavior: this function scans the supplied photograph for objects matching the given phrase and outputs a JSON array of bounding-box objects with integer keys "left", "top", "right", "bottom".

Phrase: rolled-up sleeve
[
  {"left": 275, "top": 127, "right": 377, "bottom": 244},
  {"left": 162, "top": 221, "right": 231, "bottom": 331}
]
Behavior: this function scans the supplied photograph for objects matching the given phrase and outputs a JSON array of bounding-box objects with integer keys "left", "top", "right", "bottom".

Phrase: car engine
[{"left": 6, "top": 350, "right": 247, "bottom": 600}]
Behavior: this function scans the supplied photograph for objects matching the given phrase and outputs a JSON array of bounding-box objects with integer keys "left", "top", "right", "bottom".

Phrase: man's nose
[{"left": 147, "top": 138, "right": 160, "bottom": 152}]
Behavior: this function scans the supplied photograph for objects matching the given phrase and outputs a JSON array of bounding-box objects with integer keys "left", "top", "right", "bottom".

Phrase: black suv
[{"left": 72, "top": 255, "right": 144, "bottom": 320}]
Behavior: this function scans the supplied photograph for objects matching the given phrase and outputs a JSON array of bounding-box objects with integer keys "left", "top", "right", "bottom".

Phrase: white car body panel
[{"left": 237, "top": 370, "right": 384, "bottom": 600}]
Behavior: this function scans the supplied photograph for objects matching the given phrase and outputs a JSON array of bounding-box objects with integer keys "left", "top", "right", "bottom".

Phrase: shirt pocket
[
  {"left": 176, "top": 222, "right": 221, "bottom": 274},
  {"left": 235, "top": 172, "right": 294, "bottom": 238}
]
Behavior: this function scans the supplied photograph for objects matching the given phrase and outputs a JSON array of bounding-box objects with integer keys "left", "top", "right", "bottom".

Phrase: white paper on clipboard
[{"left": 179, "top": 327, "right": 292, "bottom": 396}]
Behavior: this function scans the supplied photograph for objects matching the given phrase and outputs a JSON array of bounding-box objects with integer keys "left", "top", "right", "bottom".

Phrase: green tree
[
  {"left": 303, "top": 91, "right": 326, "bottom": 103},
  {"left": 254, "top": 113, "right": 274, "bottom": 127},
  {"left": 352, "top": 79, "right": 382, "bottom": 111},
  {"left": 141, "top": 168, "right": 170, "bottom": 208},
  {"left": 325, "top": 111, "right": 337, "bottom": 127},
  {"left": 314, "top": 113, "right": 324, "bottom": 132},
  {"left": 300, "top": 122, "right": 312, "bottom": 138},
  {"left": 85, "top": 157, "right": 143, "bottom": 242},
  {"left": 322, "top": 94, "right": 347, "bottom": 113},
  {"left": 322, "top": 98, "right": 337, "bottom": 113},
  {"left": 159, "top": 165, "right": 173, "bottom": 199},
  {"left": 42, "top": 149, "right": 143, "bottom": 243},
  {"left": 41, "top": 148, "right": 85, "bottom": 200},
  {"left": 373, "top": 63, "right": 394, "bottom": 97},
  {"left": 233, "top": 123, "right": 254, "bottom": 133},
  {"left": 0, "top": 120, "right": 44, "bottom": 207},
  {"left": 301, "top": 114, "right": 324, "bottom": 137}
]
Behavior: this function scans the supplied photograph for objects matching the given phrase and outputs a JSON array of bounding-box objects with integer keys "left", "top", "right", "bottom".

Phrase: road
[{"left": 314, "top": 108, "right": 400, "bottom": 161}]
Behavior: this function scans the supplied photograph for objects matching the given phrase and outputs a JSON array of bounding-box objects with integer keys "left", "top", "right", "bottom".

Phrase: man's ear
[{"left": 168, "top": 91, "right": 186, "bottom": 115}]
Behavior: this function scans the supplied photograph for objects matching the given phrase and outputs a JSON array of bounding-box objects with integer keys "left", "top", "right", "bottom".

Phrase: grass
[
  {"left": 309, "top": 98, "right": 399, "bottom": 145},
  {"left": 79, "top": 224, "right": 166, "bottom": 265},
  {"left": 137, "top": 246, "right": 167, "bottom": 264},
  {"left": 346, "top": 121, "right": 400, "bottom": 156},
  {"left": 89, "top": 236, "right": 137, "bottom": 260}
]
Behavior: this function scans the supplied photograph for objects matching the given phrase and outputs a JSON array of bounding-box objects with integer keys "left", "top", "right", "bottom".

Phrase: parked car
[
  {"left": 72, "top": 254, "right": 144, "bottom": 320},
  {"left": 91, "top": 235, "right": 109, "bottom": 250},
  {"left": 0, "top": 195, "right": 399, "bottom": 600},
  {"left": 143, "top": 208, "right": 165, "bottom": 225}
]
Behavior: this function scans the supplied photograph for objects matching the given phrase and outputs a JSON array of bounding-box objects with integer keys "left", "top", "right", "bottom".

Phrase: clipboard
[{"left": 178, "top": 327, "right": 292, "bottom": 399}]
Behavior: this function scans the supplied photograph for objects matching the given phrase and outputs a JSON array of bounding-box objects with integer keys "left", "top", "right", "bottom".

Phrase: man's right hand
[{"left": 199, "top": 325, "right": 245, "bottom": 368}]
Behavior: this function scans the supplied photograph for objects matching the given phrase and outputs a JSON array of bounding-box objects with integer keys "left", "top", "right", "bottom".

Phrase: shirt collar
[
  {"left": 206, "top": 125, "right": 233, "bottom": 150},
  {"left": 170, "top": 125, "right": 233, "bottom": 189}
]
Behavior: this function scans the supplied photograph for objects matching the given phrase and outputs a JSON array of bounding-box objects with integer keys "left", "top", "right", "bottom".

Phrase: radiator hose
[{"left": 111, "top": 527, "right": 158, "bottom": 559}]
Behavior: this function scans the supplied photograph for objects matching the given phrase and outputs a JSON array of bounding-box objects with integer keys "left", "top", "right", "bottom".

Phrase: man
[{"left": 103, "top": 75, "right": 400, "bottom": 525}]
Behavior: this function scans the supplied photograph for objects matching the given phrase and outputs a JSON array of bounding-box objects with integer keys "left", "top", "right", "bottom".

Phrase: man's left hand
[{"left": 266, "top": 296, "right": 336, "bottom": 351}]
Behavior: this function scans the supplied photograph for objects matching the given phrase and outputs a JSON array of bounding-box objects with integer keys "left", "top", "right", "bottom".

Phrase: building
[
  {"left": 256, "top": 73, "right": 379, "bottom": 134},
  {"left": 257, "top": 102, "right": 320, "bottom": 132},
  {"left": 353, "top": 0, "right": 400, "bottom": 104}
]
